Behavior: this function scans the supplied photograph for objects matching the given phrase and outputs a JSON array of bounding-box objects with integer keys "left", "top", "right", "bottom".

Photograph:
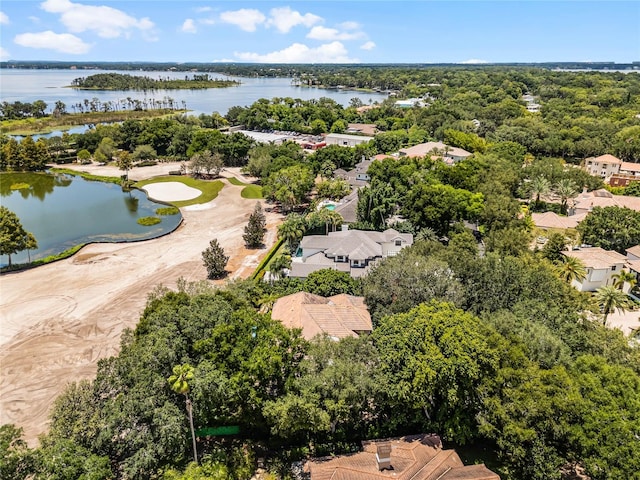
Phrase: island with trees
[{"left": 69, "top": 73, "right": 240, "bottom": 90}]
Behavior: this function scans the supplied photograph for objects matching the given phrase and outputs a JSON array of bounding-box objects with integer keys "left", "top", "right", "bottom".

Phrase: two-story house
[
  {"left": 561, "top": 247, "right": 628, "bottom": 291},
  {"left": 289, "top": 228, "right": 413, "bottom": 279}
]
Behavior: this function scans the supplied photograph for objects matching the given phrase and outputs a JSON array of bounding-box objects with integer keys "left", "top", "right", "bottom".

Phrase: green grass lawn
[
  {"left": 135, "top": 176, "right": 224, "bottom": 207},
  {"left": 225, "top": 175, "right": 264, "bottom": 199},
  {"left": 241, "top": 185, "right": 263, "bottom": 199}
]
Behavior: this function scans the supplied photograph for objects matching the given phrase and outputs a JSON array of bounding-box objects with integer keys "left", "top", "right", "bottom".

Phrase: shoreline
[{"left": 0, "top": 163, "right": 282, "bottom": 446}]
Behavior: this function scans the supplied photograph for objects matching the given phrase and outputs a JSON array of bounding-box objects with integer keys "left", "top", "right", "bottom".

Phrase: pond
[{"left": 0, "top": 172, "right": 182, "bottom": 267}]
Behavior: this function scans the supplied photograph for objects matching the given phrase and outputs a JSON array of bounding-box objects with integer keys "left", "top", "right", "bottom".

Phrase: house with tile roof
[
  {"left": 399, "top": 142, "right": 472, "bottom": 164},
  {"left": 584, "top": 154, "right": 622, "bottom": 181},
  {"left": 571, "top": 189, "right": 640, "bottom": 216},
  {"left": 289, "top": 228, "right": 413, "bottom": 279},
  {"left": 334, "top": 158, "right": 373, "bottom": 187},
  {"left": 303, "top": 433, "right": 499, "bottom": 480},
  {"left": 271, "top": 292, "right": 372, "bottom": 340},
  {"left": 562, "top": 247, "right": 628, "bottom": 291}
]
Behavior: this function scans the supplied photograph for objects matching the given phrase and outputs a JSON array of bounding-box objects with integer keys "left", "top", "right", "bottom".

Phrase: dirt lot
[{"left": 0, "top": 163, "right": 281, "bottom": 446}]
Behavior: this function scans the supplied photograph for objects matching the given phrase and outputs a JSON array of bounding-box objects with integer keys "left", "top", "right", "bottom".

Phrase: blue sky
[{"left": 0, "top": 1, "right": 638, "bottom": 63}]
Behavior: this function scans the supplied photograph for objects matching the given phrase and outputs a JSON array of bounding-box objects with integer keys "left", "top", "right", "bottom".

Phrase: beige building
[
  {"left": 270, "top": 292, "right": 372, "bottom": 340},
  {"left": 325, "top": 133, "right": 373, "bottom": 147},
  {"left": 305, "top": 433, "right": 499, "bottom": 480},
  {"left": 562, "top": 247, "right": 628, "bottom": 292},
  {"left": 399, "top": 142, "right": 472, "bottom": 164},
  {"left": 584, "top": 154, "right": 622, "bottom": 181}
]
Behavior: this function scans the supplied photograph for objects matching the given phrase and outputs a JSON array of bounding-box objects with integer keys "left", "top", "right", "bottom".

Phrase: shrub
[
  {"left": 137, "top": 216, "right": 161, "bottom": 226},
  {"left": 156, "top": 206, "right": 180, "bottom": 216}
]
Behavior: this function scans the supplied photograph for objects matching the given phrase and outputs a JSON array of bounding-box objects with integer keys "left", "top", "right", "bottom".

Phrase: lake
[
  {"left": 0, "top": 68, "right": 388, "bottom": 117},
  {"left": 0, "top": 172, "right": 182, "bottom": 267}
]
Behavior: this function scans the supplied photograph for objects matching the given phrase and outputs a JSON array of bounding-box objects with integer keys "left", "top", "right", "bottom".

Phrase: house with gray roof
[{"left": 289, "top": 228, "right": 413, "bottom": 279}]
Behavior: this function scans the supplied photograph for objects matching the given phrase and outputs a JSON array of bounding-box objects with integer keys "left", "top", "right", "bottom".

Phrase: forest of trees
[
  {"left": 69, "top": 73, "right": 240, "bottom": 90},
  {"left": 2, "top": 65, "right": 640, "bottom": 480}
]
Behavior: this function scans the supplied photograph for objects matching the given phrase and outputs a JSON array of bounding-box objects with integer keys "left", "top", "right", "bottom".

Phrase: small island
[{"left": 68, "top": 72, "right": 240, "bottom": 90}]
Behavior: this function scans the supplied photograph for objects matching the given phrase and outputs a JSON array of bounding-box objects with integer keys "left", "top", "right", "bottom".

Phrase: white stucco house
[{"left": 562, "top": 247, "right": 627, "bottom": 291}]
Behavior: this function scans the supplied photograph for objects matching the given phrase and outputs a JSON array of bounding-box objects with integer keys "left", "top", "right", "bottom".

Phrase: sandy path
[{"left": 0, "top": 165, "right": 280, "bottom": 445}]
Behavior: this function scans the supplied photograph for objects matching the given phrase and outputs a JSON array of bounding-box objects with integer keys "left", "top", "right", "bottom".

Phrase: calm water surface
[
  {"left": 0, "top": 69, "right": 387, "bottom": 116},
  {"left": 0, "top": 172, "right": 182, "bottom": 267}
]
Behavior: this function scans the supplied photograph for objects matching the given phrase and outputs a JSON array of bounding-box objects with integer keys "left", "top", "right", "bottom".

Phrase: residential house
[
  {"left": 562, "top": 247, "right": 627, "bottom": 291},
  {"left": 572, "top": 188, "right": 640, "bottom": 216},
  {"left": 333, "top": 189, "right": 359, "bottom": 224},
  {"left": 325, "top": 133, "right": 373, "bottom": 147},
  {"left": 531, "top": 211, "right": 586, "bottom": 230},
  {"left": 270, "top": 292, "right": 372, "bottom": 340},
  {"left": 289, "top": 228, "right": 413, "bottom": 279},
  {"left": 394, "top": 98, "right": 426, "bottom": 108},
  {"left": 584, "top": 154, "right": 622, "bottom": 181},
  {"left": 334, "top": 158, "right": 373, "bottom": 187},
  {"left": 346, "top": 123, "right": 378, "bottom": 136},
  {"left": 399, "top": 141, "right": 472, "bottom": 164},
  {"left": 304, "top": 433, "right": 499, "bottom": 480}
]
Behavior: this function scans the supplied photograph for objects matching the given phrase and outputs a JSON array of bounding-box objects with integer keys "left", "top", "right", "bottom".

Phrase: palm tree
[
  {"left": 595, "top": 285, "right": 630, "bottom": 326},
  {"left": 558, "top": 255, "right": 587, "bottom": 283},
  {"left": 277, "top": 214, "right": 307, "bottom": 252},
  {"left": 529, "top": 176, "right": 551, "bottom": 208},
  {"left": 612, "top": 270, "right": 637, "bottom": 293},
  {"left": 168, "top": 364, "right": 198, "bottom": 464},
  {"left": 554, "top": 179, "right": 577, "bottom": 215},
  {"left": 268, "top": 254, "right": 291, "bottom": 283}
]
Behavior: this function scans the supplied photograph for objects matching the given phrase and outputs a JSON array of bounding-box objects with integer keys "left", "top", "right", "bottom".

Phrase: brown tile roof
[
  {"left": 399, "top": 142, "right": 471, "bottom": 159},
  {"left": 531, "top": 211, "right": 586, "bottom": 230},
  {"left": 271, "top": 292, "right": 372, "bottom": 340},
  {"left": 306, "top": 434, "right": 499, "bottom": 480},
  {"left": 590, "top": 154, "right": 622, "bottom": 165},
  {"left": 347, "top": 123, "right": 378, "bottom": 136},
  {"left": 620, "top": 162, "right": 640, "bottom": 173},
  {"left": 562, "top": 247, "right": 627, "bottom": 269},
  {"left": 626, "top": 245, "right": 640, "bottom": 258},
  {"left": 573, "top": 189, "right": 640, "bottom": 213}
]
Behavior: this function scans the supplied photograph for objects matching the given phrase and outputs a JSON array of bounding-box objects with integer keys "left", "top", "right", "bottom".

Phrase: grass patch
[
  {"left": 227, "top": 176, "right": 248, "bottom": 186},
  {"left": 241, "top": 185, "right": 263, "bottom": 199},
  {"left": 50, "top": 167, "right": 122, "bottom": 185},
  {"left": 1, "top": 244, "right": 86, "bottom": 273},
  {"left": 137, "top": 216, "right": 161, "bottom": 226},
  {"left": 251, "top": 238, "right": 285, "bottom": 280},
  {"left": 135, "top": 176, "right": 224, "bottom": 207},
  {"left": 156, "top": 206, "right": 180, "bottom": 216},
  {"left": 10, "top": 182, "right": 30, "bottom": 190}
]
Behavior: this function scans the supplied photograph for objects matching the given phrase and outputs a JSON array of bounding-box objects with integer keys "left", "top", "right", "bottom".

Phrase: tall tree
[
  {"left": 612, "top": 270, "right": 637, "bottom": 292},
  {"left": 202, "top": 239, "right": 229, "bottom": 279},
  {"left": 0, "top": 206, "right": 38, "bottom": 267},
  {"left": 558, "top": 255, "right": 587, "bottom": 283},
  {"left": 554, "top": 178, "right": 577, "bottom": 215},
  {"left": 262, "top": 165, "right": 314, "bottom": 213},
  {"left": 243, "top": 202, "right": 266, "bottom": 248},
  {"left": 117, "top": 150, "right": 133, "bottom": 181},
  {"left": 594, "top": 285, "right": 630, "bottom": 325},
  {"left": 168, "top": 364, "right": 198, "bottom": 464},
  {"left": 577, "top": 206, "right": 640, "bottom": 253},
  {"left": 277, "top": 213, "right": 307, "bottom": 252}
]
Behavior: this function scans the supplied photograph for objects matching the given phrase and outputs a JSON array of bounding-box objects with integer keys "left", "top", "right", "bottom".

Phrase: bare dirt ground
[{"left": 0, "top": 162, "right": 281, "bottom": 446}]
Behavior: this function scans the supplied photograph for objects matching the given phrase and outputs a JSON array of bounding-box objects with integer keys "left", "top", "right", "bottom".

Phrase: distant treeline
[
  {"left": 69, "top": 73, "right": 239, "bottom": 90},
  {"left": 1, "top": 60, "right": 639, "bottom": 75}
]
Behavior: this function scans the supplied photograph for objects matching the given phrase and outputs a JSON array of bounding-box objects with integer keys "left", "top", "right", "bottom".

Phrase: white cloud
[
  {"left": 195, "top": 6, "right": 212, "bottom": 13},
  {"left": 0, "top": 47, "right": 10, "bottom": 60},
  {"left": 200, "top": 18, "right": 216, "bottom": 25},
  {"left": 235, "top": 41, "right": 358, "bottom": 63},
  {"left": 180, "top": 18, "right": 197, "bottom": 34},
  {"left": 29, "top": 16, "right": 41, "bottom": 23},
  {"left": 14, "top": 30, "right": 91, "bottom": 54},
  {"left": 339, "top": 21, "right": 360, "bottom": 30},
  {"left": 266, "top": 7, "right": 322, "bottom": 33},
  {"left": 219, "top": 9, "right": 265, "bottom": 32},
  {"left": 40, "top": 0, "right": 154, "bottom": 39},
  {"left": 360, "top": 41, "right": 376, "bottom": 51},
  {"left": 460, "top": 58, "right": 488, "bottom": 64},
  {"left": 307, "top": 25, "right": 364, "bottom": 41},
  {"left": 0, "top": 11, "right": 9, "bottom": 24}
]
